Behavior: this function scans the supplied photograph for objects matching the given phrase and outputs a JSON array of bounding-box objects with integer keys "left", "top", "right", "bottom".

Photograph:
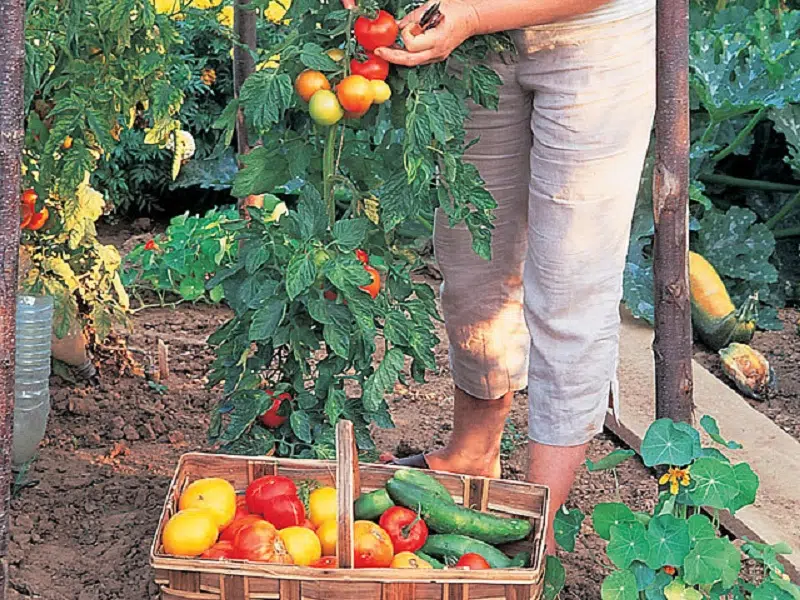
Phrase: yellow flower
[
  {"left": 217, "top": 5, "right": 233, "bottom": 26},
  {"left": 256, "top": 54, "right": 281, "bottom": 70},
  {"left": 153, "top": 0, "right": 179, "bottom": 14},
  {"left": 264, "top": 0, "right": 290, "bottom": 23},
  {"left": 659, "top": 467, "right": 691, "bottom": 496},
  {"left": 200, "top": 67, "right": 217, "bottom": 86}
]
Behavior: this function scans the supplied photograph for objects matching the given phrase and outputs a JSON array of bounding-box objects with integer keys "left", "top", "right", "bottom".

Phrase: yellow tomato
[
  {"left": 390, "top": 552, "right": 433, "bottom": 569},
  {"left": 370, "top": 80, "right": 391, "bottom": 105},
  {"left": 308, "top": 487, "right": 337, "bottom": 527},
  {"left": 179, "top": 478, "right": 237, "bottom": 531},
  {"left": 162, "top": 509, "right": 219, "bottom": 557},
  {"left": 315, "top": 519, "right": 337, "bottom": 556},
  {"left": 279, "top": 526, "right": 322, "bottom": 566},
  {"left": 326, "top": 48, "right": 345, "bottom": 62}
]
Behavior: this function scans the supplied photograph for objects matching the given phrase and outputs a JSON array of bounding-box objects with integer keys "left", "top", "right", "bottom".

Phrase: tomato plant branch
[
  {"left": 712, "top": 107, "right": 766, "bottom": 162},
  {"left": 765, "top": 190, "right": 800, "bottom": 230},
  {"left": 699, "top": 173, "right": 800, "bottom": 193},
  {"left": 772, "top": 226, "right": 800, "bottom": 239},
  {"left": 323, "top": 125, "right": 338, "bottom": 227}
]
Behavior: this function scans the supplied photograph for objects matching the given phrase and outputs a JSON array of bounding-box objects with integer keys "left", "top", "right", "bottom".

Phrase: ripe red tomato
[
  {"left": 20, "top": 200, "right": 34, "bottom": 229},
  {"left": 353, "top": 521, "right": 394, "bottom": 568},
  {"left": 323, "top": 289, "right": 338, "bottom": 301},
  {"left": 232, "top": 520, "right": 283, "bottom": 562},
  {"left": 455, "top": 553, "right": 491, "bottom": 570},
  {"left": 246, "top": 475, "right": 297, "bottom": 515},
  {"left": 261, "top": 494, "right": 306, "bottom": 530},
  {"left": 355, "top": 249, "right": 369, "bottom": 264},
  {"left": 336, "top": 75, "right": 374, "bottom": 114},
  {"left": 295, "top": 70, "right": 331, "bottom": 103},
  {"left": 220, "top": 514, "right": 264, "bottom": 543},
  {"left": 354, "top": 10, "right": 399, "bottom": 51},
  {"left": 21, "top": 189, "right": 37, "bottom": 207},
  {"left": 200, "top": 540, "right": 234, "bottom": 559},
  {"left": 311, "top": 556, "right": 339, "bottom": 568},
  {"left": 379, "top": 506, "right": 429, "bottom": 553},
  {"left": 260, "top": 391, "right": 290, "bottom": 428},
  {"left": 359, "top": 265, "right": 380, "bottom": 299},
  {"left": 350, "top": 53, "right": 389, "bottom": 81},
  {"left": 26, "top": 208, "right": 49, "bottom": 231},
  {"left": 234, "top": 496, "right": 250, "bottom": 520}
]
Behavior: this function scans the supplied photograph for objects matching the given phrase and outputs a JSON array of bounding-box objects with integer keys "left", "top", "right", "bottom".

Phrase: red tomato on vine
[
  {"left": 336, "top": 75, "right": 374, "bottom": 114},
  {"left": 354, "top": 10, "right": 399, "bottom": 51},
  {"left": 359, "top": 265, "right": 381, "bottom": 299},
  {"left": 259, "top": 391, "right": 290, "bottom": 428},
  {"left": 350, "top": 53, "right": 389, "bottom": 81}
]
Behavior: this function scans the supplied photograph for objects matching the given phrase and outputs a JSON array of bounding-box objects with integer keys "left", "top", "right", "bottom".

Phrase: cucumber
[
  {"left": 393, "top": 469, "right": 454, "bottom": 503},
  {"left": 415, "top": 551, "right": 446, "bottom": 569},
  {"left": 421, "top": 534, "right": 512, "bottom": 569},
  {"left": 386, "top": 479, "right": 532, "bottom": 544},
  {"left": 508, "top": 551, "right": 532, "bottom": 568},
  {"left": 353, "top": 489, "right": 394, "bottom": 521}
]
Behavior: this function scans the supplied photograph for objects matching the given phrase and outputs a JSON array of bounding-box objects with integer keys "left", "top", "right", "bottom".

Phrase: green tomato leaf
[
  {"left": 332, "top": 218, "right": 370, "bottom": 252},
  {"left": 300, "top": 42, "right": 339, "bottom": 72},
  {"left": 285, "top": 253, "right": 317, "bottom": 300},
  {"left": 688, "top": 457, "right": 740, "bottom": 510},
  {"left": 543, "top": 555, "right": 566, "bottom": 600},
  {"left": 608, "top": 522, "right": 651, "bottom": 569},
  {"left": 323, "top": 321, "right": 351, "bottom": 358},
  {"left": 231, "top": 143, "right": 291, "bottom": 197},
  {"left": 361, "top": 348, "right": 405, "bottom": 412},
  {"left": 586, "top": 449, "right": 636, "bottom": 472},
  {"left": 646, "top": 514, "right": 691, "bottom": 570},
  {"left": 296, "top": 192, "right": 329, "bottom": 241},
  {"left": 290, "top": 410, "right": 313, "bottom": 443},
  {"left": 324, "top": 387, "right": 345, "bottom": 425},
  {"left": 553, "top": 505, "right": 585, "bottom": 552},
  {"left": 640, "top": 419, "right": 703, "bottom": 467},
  {"left": 249, "top": 298, "right": 286, "bottom": 341},
  {"left": 245, "top": 245, "right": 271, "bottom": 275},
  {"left": 699, "top": 415, "right": 743, "bottom": 450},
  {"left": 219, "top": 390, "right": 271, "bottom": 444},
  {"left": 238, "top": 70, "right": 294, "bottom": 131},
  {"left": 593, "top": 502, "right": 637, "bottom": 541},
  {"left": 601, "top": 569, "right": 639, "bottom": 600},
  {"left": 683, "top": 538, "right": 741, "bottom": 589}
]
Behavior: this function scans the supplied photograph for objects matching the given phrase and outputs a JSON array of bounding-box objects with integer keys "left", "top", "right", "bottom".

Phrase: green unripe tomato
[{"left": 308, "top": 90, "right": 344, "bottom": 126}]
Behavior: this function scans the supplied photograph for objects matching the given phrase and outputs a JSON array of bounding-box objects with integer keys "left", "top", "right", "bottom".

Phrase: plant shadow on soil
[{"left": 8, "top": 265, "right": 797, "bottom": 598}]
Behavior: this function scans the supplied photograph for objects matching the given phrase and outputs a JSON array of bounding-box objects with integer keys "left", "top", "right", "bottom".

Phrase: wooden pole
[
  {"left": 652, "top": 0, "right": 694, "bottom": 423},
  {"left": 0, "top": 0, "right": 26, "bottom": 596},
  {"left": 233, "top": 0, "right": 257, "bottom": 157}
]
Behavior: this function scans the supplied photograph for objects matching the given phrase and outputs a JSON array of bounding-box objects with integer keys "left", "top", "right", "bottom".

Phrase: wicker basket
[{"left": 151, "top": 421, "right": 550, "bottom": 599}]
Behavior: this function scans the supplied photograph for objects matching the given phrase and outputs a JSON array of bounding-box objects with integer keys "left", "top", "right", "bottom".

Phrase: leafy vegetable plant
[{"left": 547, "top": 416, "right": 798, "bottom": 600}]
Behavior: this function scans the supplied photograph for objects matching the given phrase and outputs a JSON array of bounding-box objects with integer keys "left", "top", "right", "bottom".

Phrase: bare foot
[{"left": 425, "top": 448, "right": 502, "bottom": 479}]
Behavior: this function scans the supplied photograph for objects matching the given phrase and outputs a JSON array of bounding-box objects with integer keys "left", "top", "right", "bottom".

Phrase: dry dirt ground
[{"left": 7, "top": 275, "right": 798, "bottom": 598}]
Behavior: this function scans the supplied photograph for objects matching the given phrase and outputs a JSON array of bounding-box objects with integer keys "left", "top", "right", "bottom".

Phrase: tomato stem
[{"left": 323, "top": 125, "right": 338, "bottom": 226}]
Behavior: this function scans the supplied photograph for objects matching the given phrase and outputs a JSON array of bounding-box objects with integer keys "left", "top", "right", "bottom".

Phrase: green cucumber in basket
[
  {"left": 508, "top": 551, "right": 532, "bottom": 568},
  {"left": 421, "top": 534, "right": 512, "bottom": 569},
  {"left": 353, "top": 489, "right": 395, "bottom": 520},
  {"left": 385, "top": 478, "right": 532, "bottom": 544},
  {"left": 392, "top": 468, "right": 455, "bottom": 503},
  {"left": 415, "top": 551, "right": 446, "bottom": 569}
]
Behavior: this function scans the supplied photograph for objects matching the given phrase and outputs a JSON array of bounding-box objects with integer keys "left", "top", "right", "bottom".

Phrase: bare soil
[{"left": 7, "top": 260, "right": 797, "bottom": 598}]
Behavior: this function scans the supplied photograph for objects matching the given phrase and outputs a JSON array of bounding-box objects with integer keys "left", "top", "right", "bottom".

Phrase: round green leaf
[
  {"left": 752, "top": 582, "right": 795, "bottom": 600},
  {"left": 665, "top": 580, "right": 703, "bottom": 600},
  {"left": 630, "top": 561, "right": 656, "bottom": 591},
  {"left": 646, "top": 514, "right": 691, "bottom": 569},
  {"left": 683, "top": 538, "right": 741, "bottom": 589},
  {"left": 728, "top": 462, "right": 759, "bottom": 513},
  {"left": 554, "top": 506, "right": 585, "bottom": 552},
  {"left": 593, "top": 502, "right": 637, "bottom": 541},
  {"left": 543, "top": 555, "right": 566, "bottom": 600},
  {"left": 687, "top": 514, "right": 717, "bottom": 546},
  {"left": 608, "top": 522, "right": 651, "bottom": 569},
  {"left": 601, "top": 570, "right": 639, "bottom": 600},
  {"left": 641, "top": 419, "right": 702, "bottom": 467},
  {"left": 688, "top": 457, "right": 740, "bottom": 510}
]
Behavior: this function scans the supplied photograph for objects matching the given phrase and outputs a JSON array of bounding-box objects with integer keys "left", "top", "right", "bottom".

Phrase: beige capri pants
[{"left": 434, "top": 6, "right": 656, "bottom": 446}]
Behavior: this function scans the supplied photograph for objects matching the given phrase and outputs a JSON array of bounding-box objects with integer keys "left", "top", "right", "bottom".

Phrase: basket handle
[{"left": 335, "top": 420, "right": 360, "bottom": 569}]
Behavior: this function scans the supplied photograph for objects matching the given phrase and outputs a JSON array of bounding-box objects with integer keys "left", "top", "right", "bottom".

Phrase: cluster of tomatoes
[
  {"left": 297, "top": 10, "right": 399, "bottom": 126},
  {"left": 162, "top": 475, "right": 340, "bottom": 567},
  {"left": 20, "top": 189, "right": 49, "bottom": 231}
]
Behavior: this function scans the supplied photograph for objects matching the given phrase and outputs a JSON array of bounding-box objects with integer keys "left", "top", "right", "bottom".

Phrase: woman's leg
[
  {"left": 517, "top": 8, "right": 656, "bottom": 551},
  {"left": 423, "top": 57, "right": 533, "bottom": 478}
]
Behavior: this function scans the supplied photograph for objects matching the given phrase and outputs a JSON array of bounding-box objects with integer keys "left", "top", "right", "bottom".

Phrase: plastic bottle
[{"left": 13, "top": 295, "right": 54, "bottom": 468}]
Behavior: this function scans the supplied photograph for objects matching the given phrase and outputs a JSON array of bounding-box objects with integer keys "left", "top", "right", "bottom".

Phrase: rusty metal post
[
  {"left": 233, "top": 0, "right": 257, "bottom": 157},
  {"left": 0, "top": 0, "right": 26, "bottom": 595},
  {"left": 652, "top": 0, "right": 694, "bottom": 423}
]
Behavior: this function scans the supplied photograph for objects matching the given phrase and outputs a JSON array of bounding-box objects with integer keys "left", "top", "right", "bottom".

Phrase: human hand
[
  {"left": 342, "top": 0, "right": 356, "bottom": 9},
  {"left": 373, "top": 0, "right": 480, "bottom": 66}
]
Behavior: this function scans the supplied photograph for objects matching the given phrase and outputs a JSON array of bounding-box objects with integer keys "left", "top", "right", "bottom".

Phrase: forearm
[{"left": 468, "top": 0, "right": 613, "bottom": 34}]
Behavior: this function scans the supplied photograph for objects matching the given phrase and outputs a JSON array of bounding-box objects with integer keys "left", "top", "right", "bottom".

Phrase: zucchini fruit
[
  {"left": 393, "top": 468, "right": 454, "bottom": 503},
  {"left": 421, "top": 534, "right": 512, "bottom": 568},
  {"left": 386, "top": 479, "right": 531, "bottom": 544},
  {"left": 689, "top": 251, "right": 757, "bottom": 351},
  {"left": 353, "top": 489, "right": 395, "bottom": 521},
  {"left": 719, "top": 342, "right": 775, "bottom": 400}
]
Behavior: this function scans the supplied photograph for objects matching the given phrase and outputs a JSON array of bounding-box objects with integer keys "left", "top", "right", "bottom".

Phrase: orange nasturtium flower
[
  {"left": 144, "top": 239, "right": 160, "bottom": 252},
  {"left": 659, "top": 467, "right": 691, "bottom": 495}
]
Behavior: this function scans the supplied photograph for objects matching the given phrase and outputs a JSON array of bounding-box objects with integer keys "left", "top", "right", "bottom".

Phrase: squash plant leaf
[
  {"left": 608, "top": 522, "right": 650, "bottom": 569},
  {"left": 699, "top": 415, "right": 743, "bottom": 450},
  {"left": 640, "top": 419, "right": 702, "bottom": 467},
  {"left": 645, "top": 514, "right": 691, "bottom": 570},
  {"left": 601, "top": 569, "right": 639, "bottom": 600},
  {"left": 553, "top": 505, "right": 584, "bottom": 552}
]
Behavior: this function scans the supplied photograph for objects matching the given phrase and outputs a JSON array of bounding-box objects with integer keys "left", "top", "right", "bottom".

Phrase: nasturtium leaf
[
  {"left": 630, "top": 561, "right": 656, "bottom": 591},
  {"left": 641, "top": 419, "right": 702, "bottom": 467},
  {"left": 608, "top": 522, "right": 651, "bottom": 569},
  {"left": 752, "top": 582, "right": 795, "bottom": 600},
  {"left": 683, "top": 538, "right": 741, "bottom": 589},
  {"left": 285, "top": 253, "right": 316, "bottom": 300},
  {"left": 688, "top": 457, "right": 740, "bottom": 510},
  {"left": 593, "top": 502, "right": 637, "bottom": 541},
  {"left": 700, "top": 415, "right": 743, "bottom": 449},
  {"left": 728, "top": 462, "right": 759, "bottom": 513},
  {"left": 179, "top": 276, "right": 205, "bottom": 301},
  {"left": 543, "top": 555, "right": 566, "bottom": 600},
  {"left": 701, "top": 447, "right": 730, "bottom": 463},
  {"left": 249, "top": 298, "right": 285, "bottom": 341},
  {"left": 601, "top": 569, "right": 639, "bottom": 600},
  {"left": 664, "top": 580, "right": 703, "bottom": 600},
  {"left": 289, "top": 410, "right": 313, "bottom": 443},
  {"left": 687, "top": 514, "right": 717, "bottom": 546},
  {"left": 646, "top": 514, "right": 691, "bottom": 570},
  {"left": 644, "top": 571, "right": 673, "bottom": 600},
  {"left": 554, "top": 506, "right": 585, "bottom": 552},
  {"left": 586, "top": 449, "right": 636, "bottom": 472}
]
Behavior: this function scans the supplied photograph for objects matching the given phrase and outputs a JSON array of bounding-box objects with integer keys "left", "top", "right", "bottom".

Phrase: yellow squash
[{"left": 719, "top": 343, "right": 775, "bottom": 400}]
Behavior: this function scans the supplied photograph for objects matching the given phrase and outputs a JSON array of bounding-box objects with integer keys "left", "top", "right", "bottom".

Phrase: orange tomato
[
  {"left": 359, "top": 265, "right": 380, "bottom": 299},
  {"left": 279, "top": 526, "right": 322, "bottom": 566},
  {"left": 234, "top": 496, "right": 250, "bottom": 520},
  {"left": 353, "top": 521, "right": 394, "bottom": 568},
  {"left": 295, "top": 70, "right": 331, "bottom": 103},
  {"left": 390, "top": 551, "right": 433, "bottom": 569},
  {"left": 336, "top": 75, "right": 374, "bottom": 114},
  {"left": 220, "top": 514, "right": 264, "bottom": 543},
  {"left": 200, "top": 540, "right": 235, "bottom": 559},
  {"left": 315, "top": 519, "right": 337, "bottom": 556},
  {"left": 233, "top": 520, "right": 289, "bottom": 563},
  {"left": 301, "top": 519, "right": 316, "bottom": 531},
  {"left": 20, "top": 201, "right": 34, "bottom": 229},
  {"left": 26, "top": 208, "right": 48, "bottom": 231},
  {"left": 21, "top": 189, "right": 37, "bottom": 207},
  {"left": 179, "top": 478, "right": 237, "bottom": 530},
  {"left": 62, "top": 136, "right": 74, "bottom": 150},
  {"left": 311, "top": 556, "right": 338, "bottom": 568},
  {"left": 162, "top": 508, "right": 219, "bottom": 557}
]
